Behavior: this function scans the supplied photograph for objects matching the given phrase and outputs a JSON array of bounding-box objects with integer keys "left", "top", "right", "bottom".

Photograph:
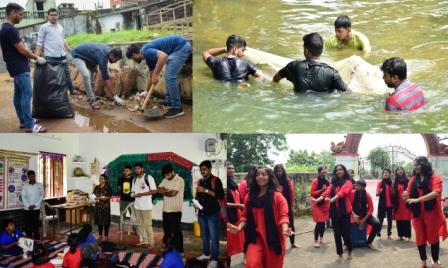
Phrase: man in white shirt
[
  {"left": 158, "top": 164, "right": 185, "bottom": 254},
  {"left": 35, "top": 8, "right": 77, "bottom": 95},
  {"left": 131, "top": 162, "right": 157, "bottom": 249},
  {"left": 21, "top": 170, "right": 43, "bottom": 239}
]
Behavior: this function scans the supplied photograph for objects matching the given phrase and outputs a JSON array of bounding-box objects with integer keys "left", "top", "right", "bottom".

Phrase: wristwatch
[{"left": 205, "top": 189, "right": 209, "bottom": 194}]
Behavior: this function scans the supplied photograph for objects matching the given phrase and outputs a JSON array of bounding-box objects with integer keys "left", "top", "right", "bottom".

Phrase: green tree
[
  {"left": 368, "top": 147, "right": 391, "bottom": 178},
  {"left": 227, "top": 134, "right": 287, "bottom": 172},
  {"left": 286, "top": 150, "right": 335, "bottom": 173}
]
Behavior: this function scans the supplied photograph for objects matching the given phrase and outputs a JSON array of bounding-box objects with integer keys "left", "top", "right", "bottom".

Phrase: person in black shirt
[
  {"left": 117, "top": 165, "right": 135, "bottom": 232},
  {"left": 273, "top": 32, "right": 349, "bottom": 94},
  {"left": 202, "top": 34, "right": 265, "bottom": 82},
  {"left": 195, "top": 160, "right": 225, "bottom": 268}
]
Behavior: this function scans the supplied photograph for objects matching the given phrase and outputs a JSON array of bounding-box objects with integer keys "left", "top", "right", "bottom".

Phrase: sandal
[
  {"left": 25, "top": 124, "right": 47, "bottom": 133},
  {"left": 20, "top": 119, "right": 39, "bottom": 129},
  {"left": 88, "top": 100, "right": 101, "bottom": 110}
]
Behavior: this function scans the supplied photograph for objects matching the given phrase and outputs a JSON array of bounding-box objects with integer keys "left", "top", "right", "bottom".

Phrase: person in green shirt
[{"left": 325, "top": 15, "right": 371, "bottom": 53}]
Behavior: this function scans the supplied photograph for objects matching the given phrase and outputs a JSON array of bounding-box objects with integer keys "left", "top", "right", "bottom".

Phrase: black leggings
[
  {"left": 418, "top": 243, "right": 440, "bottom": 262},
  {"left": 98, "top": 225, "right": 110, "bottom": 236},
  {"left": 314, "top": 222, "right": 326, "bottom": 241},
  {"left": 332, "top": 213, "right": 352, "bottom": 256},
  {"left": 378, "top": 207, "right": 393, "bottom": 237},
  {"left": 396, "top": 220, "right": 412, "bottom": 238}
]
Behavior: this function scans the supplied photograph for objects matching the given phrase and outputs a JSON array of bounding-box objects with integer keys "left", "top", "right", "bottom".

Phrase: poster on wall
[
  {"left": 7, "top": 159, "right": 29, "bottom": 209},
  {"left": 0, "top": 159, "right": 4, "bottom": 209}
]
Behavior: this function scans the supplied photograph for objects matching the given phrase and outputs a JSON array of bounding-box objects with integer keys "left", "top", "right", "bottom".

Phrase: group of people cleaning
[
  {"left": 226, "top": 156, "right": 447, "bottom": 268},
  {"left": 202, "top": 15, "right": 425, "bottom": 113},
  {"left": 0, "top": 3, "right": 192, "bottom": 133}
]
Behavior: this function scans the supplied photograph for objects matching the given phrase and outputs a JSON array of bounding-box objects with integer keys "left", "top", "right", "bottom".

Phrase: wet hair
[
  {"left": 226, "top": 34, "right": 247, "bottom": 52},
  {"left": 109, "top": 48, "right": 122, "bottom": 60},
  {"left": 334, "top": 15, "right": 351, "bottom": 29},
  {"left": 331, "top": 164, "right": 350, "bottom": 183},
  {"left": 380, "top": 57, "right": 407, "bottom": 80},
  {"left": 199, "top": 160, "right": 212, "bottom": 169},
  {"left": 126, "top": 44, "right": 141, "bottom": 59},
  {"left": 413, "top": 156, "right": 434, "bottom": 178},
  {"left": 248, "top": 165, "right": 279, "bottom": 195},
  {"left": 6, "top": 3, "right": 24, "bottom": 15},
  {"left": 2, "top": 219, "right": 14, "bottom": 229},
  {"left": 318, "top": 165, "right": 327, "bottom": 173},
  {"left": 161, "top": 164, "right": 174, "bottom": 175},
  {"left": 303, "top": 32, "right": 323, "bottom": 57},
  {"left": 67, "top": 233, "right": 79, "bottom": 254},
  {"left": 27, "top": 170, "right": 35, "bottom": 177},
  {"left": 134, "top": 162, "right": 144, "bottom": 168},
  {"left": 123, "top": 165, "right": 132, "bottom": 171},
  {"left": 47, "top": 8, "right": 58, "bottom": 15},
  {"left": 31, "top": 244, "right": 49, "bottom": 265}
]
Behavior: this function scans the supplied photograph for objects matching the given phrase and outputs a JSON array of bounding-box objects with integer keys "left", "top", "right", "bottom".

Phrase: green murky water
[{"left": 193, "top": 0, "right": 448, "bottom": 133}]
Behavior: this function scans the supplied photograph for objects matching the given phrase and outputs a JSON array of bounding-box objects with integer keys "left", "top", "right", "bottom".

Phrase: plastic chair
[
  {"left": 119, "top": 202, "right": 141, "bottom": 241},
  {"left": 40, "top": 201, "right": 60, "bottom": 238}
]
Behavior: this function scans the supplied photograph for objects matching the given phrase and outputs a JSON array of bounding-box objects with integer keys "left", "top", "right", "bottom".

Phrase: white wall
[{"left": 98, "top": 13, "right": 124, "bottom": 33}]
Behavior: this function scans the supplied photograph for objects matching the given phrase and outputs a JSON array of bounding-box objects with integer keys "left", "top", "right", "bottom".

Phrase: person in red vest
[
  {"left": 227, "top": 165, "right": 291, "bottom": 268},
  {"left": 392, "top": 166, "right": 412, "bottom": 241},
  {"left": 376, "top": 168, "right": 393, "bottom": 239},
  {"left": 381, "top": 57, "right": 425, "bottom": 112},
  {"left": 403, "top": 156, "right": 448, "bottom": 268},
  {"left": 309, "top": 166, "right": 330, "bottom": 248}
]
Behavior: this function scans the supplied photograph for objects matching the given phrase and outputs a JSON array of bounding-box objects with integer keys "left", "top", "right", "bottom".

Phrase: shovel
[{"left": 141, "top": 83, "right": 164, "bottom": 119}]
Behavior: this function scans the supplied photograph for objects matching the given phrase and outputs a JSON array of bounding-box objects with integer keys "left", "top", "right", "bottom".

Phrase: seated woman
[
  {"left": 31, "top": 244, "right": 54, "bottom": 268},
  {"left": 0, "top": 219, "right": 23, "bottom": 256},
  {"left": 78, "top": 224, "right": 96, "bottom": 248},
  {"left": 63, "top": 233, "right": 82, "bottom": 268}
]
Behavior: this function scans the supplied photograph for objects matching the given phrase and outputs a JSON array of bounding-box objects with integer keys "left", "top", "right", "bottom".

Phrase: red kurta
[
  {"left": 310, "top": 178, "right": 330, "bottom": 222},
  {"left": 393, "top": 183, "right": 412, "bottom": 220},
  {"left": 406, "top": 173, "right": 448, "bottom": 245},
  {"left": 376, "top": 180, "right": 392, "bottom": 208},
  {"left": 323, "top": 180, "right": 353, "bottom": 214},
  {"left": 227, "top": 188, "right": 245, "bottom": 257},
  {"left": 239, "top": 180, "right": 248, "bottom": 202},
  {"left": 241, "top": 192, "right": 290, "bottom": 268}
]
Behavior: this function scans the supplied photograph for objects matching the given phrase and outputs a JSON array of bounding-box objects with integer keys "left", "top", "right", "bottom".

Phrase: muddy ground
[
  {"left": 230, "top": 216, "right": 448, "bottom": 268},
  {"left": 0, "top": 72, "right": 192, "bottom": 133}
]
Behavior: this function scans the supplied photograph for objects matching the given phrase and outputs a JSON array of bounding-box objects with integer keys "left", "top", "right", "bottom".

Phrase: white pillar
[{"left": 335, "top": 153, "right": 359, "bottom": 174}]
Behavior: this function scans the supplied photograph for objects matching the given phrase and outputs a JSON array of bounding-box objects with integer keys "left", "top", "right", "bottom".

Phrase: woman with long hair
[
  {"left": 93, "top": 174, "right": 112, "bottom": 240},
  {"left": 376, "top": 168, "right": 393, "bottom": 239},
  {"left": 309, "top": 165, "right": 330, "bottom": 248},
  {"left": 309, "top": 164, "right": 353, "bottom": 262},
  {"left": 274, "top": 164, "right": 299, "bottom": 248},
  {"left": 226, "top": 162, "right": 244, "bottom": 267},
  {"left": 403, "top": 156, "right": 448, "bottom": 268},
  {"left": 393, "top": 166, "right": 412, "bottom": 241},
  {"left": 227, "top": 165, "right": 291, "bottom": 268},
  {"left": 238, "top": 164, "right": 257, "bottom": 201},
  {"left": 62, "top": 233, "right": 82, "bottom": 268}
]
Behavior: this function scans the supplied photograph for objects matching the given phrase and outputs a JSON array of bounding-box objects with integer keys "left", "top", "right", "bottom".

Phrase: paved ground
[
  {"left": 0, "top": 72, "right": 192, "bottom": 133},
  {"left": 230, "top": 216, "right": 448, "bottom": 268}
]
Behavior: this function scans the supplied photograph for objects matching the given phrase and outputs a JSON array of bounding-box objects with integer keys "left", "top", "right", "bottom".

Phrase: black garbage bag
[{"left": 33, "top": 60, "right": 74, "bottom": 118}]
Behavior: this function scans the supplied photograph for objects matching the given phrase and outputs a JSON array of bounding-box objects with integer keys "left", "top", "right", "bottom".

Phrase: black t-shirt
[
  {"left": 206, "top": 56, "right": 258, "bottom": 82},
  {"left": 117, "top": 176, "right": 134, "bottom": 202},
  {"left": 197, "top": 175, "right": 224, "bottom": 216},
  {"left": 0, "top": 23, "right": 30, "bottom": 77},
  {"left": 278, "top": 59, "right": 347, "bottom": 94}
]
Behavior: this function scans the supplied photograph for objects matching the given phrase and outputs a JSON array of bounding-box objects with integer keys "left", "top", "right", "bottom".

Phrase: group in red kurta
[
  {"left": 403, "top": 156, "right": 448, "bottom": 268},
  {"left": 309, "top": 166, "right": 330, "bottom": 248},
  {"left": 225, "top": 162, "right": 245, "bottom": 267},
  {"left": 393, "top": 166, "right": 413, "bottom": 240},
  {"left": 274, "top": 164, "right": 299, "bottom": 248},
  {"left": 376, "top": 168, "right": 393, "bottom": 239},
  {"left": 227, "top": 165, "right": 291, "bottom": 268}
]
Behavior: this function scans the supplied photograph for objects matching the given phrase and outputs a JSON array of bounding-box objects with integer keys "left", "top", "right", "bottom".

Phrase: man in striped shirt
[{"left": 381, "top": 57, "right": 425, "bottom": 112}]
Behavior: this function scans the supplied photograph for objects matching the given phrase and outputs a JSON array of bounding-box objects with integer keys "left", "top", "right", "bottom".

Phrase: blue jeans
[
  {"left": 198, "top": 211, "right": 220, "bottom": 260},
  {"left": 13, "top": 72, "right": 34, "bottom": 128},
  {"left": 165, "top": 42, "right": 191, "bottom": 109},
  {"left": 45, "top": 55, "right": 74, "bottom": 91}
]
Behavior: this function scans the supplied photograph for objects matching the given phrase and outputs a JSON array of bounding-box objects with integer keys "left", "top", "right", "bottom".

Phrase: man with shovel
[{"left": 126, "top": 35, "right": 191, "bottom": 118}]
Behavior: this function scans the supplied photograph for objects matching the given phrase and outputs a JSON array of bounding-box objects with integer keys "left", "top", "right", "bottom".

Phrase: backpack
[
  {"left": 210, "top": 176, "right": 227, "bottom": 222},
  {"left": 132, "top": 174, "right": 151, "bottom": 190}
]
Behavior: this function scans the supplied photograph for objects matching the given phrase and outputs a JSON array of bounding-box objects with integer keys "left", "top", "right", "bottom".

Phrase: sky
[
  {"left": 271, "top": 134, "right": 441, "bottom": 163},
  {"left": 0, "top": 0, "right": 110, "bottom": 10}
]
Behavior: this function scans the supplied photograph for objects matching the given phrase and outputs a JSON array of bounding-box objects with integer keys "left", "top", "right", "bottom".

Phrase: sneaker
[
  {"left": 163, "top": 108, "right": 184, "bottom": 118},
  {"left": 207, "top": 260, "right": 218, "bottom": 268},
  {"left": 160, "top": 101, "right": 172, "bottom": 108},
  {"left": 196, "top": 254, "right": 210, "bottom": 261}
]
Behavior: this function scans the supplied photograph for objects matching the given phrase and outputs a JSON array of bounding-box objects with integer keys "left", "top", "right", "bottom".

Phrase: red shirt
[
  {"left": 393, "top": 182, "right": 412, "bottom": 220},
  {"left": 324, "top": 180, "right": 353, "bottom": 214},
  {"left": 376, "top": 180, "right": 392, "bottom": 208},
  {"left": 310, "top": 178, "right": 330, "bottom": 222},
  {"left": 62, "top": 248, "right": 82, "bottom": 268}
]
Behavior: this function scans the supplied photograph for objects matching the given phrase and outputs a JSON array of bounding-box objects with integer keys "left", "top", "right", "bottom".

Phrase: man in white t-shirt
[
  {"left": 158, "top": 164, "right": 185, "bottom": 253},
  {"left": 131, "top": 162, "right": 157, "bottom": 248}
]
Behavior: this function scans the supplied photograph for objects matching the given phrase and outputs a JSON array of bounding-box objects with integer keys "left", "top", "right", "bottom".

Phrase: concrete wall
[{"left": 98, "top": 13, "right": 124, "bottom": 33}]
